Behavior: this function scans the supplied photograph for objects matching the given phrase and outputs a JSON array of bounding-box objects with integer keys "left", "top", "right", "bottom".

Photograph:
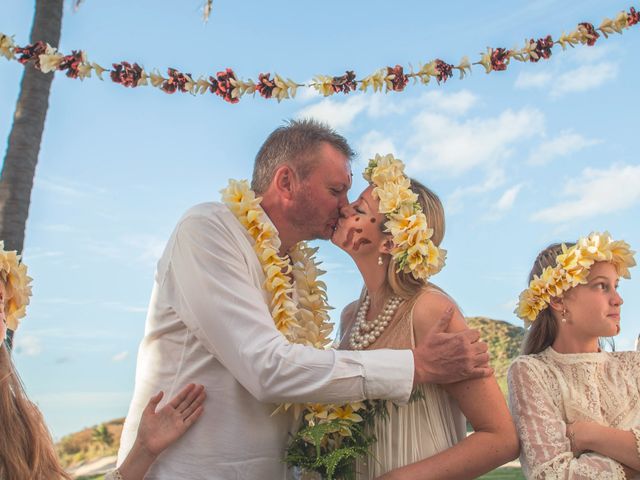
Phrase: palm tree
[
  {"left": 0, "top": 0, "right": 64, "bottom": 254},
  {"left": 91, "top": 423, "right": 114, "bottom": 453}
]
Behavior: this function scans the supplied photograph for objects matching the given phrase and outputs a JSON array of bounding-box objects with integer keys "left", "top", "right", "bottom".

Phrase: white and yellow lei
[
  {"left": 515, "top": 231, "right": 636, "bottom": 324},
  {"left": 364, "top": 153, "right": 446, "bottom": 281},
  {"left": 0, "top": 241, "right": 32, "bottom": 331}
]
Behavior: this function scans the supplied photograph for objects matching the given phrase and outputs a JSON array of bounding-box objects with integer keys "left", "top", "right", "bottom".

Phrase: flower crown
[
  {"left": 363, "top": 154, "right": 446, "bottom": 281},
  {"left": 515, "top": 231, "right": 636, "bottom": 324},
  {"left": 0, "top": 241, "right": 33, "bottom": 331}
]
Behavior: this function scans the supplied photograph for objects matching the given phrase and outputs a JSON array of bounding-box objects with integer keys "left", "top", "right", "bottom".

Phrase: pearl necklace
[{"left": 349, "top": 293, "right": 402, "bottom": 350}]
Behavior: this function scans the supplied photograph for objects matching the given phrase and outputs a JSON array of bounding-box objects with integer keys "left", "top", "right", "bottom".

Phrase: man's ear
[
  {"left": 379, "top": 238, "right": 394, "bottom": 255},
  {"left": 272, "top": 165, "right": 296, "bottom": 200}
]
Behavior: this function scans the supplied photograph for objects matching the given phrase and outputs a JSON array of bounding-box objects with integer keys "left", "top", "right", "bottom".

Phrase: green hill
[{"left": 466, "top": 316, "right": 525, "bottom": 395}]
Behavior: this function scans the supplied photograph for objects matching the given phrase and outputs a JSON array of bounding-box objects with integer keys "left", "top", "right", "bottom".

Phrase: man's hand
[{"left": 412, "top": 308, "right": 492, "bottom": 385}]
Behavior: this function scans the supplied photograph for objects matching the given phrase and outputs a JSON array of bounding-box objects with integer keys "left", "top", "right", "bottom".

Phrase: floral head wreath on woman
[
  {"left": 363, "top": 153, "right": 446, "bottom": 281},
  {"left": 0, "top": 241, "right": 33, "bottom": 331},
  {"left": 515, "top": 231, "right": 636, "bottom": 325}
]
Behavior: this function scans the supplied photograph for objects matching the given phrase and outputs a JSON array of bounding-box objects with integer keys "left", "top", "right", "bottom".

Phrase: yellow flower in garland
[
  {"left": 363, "top": 154, "right": 446, "bottom": 281},
  {"left": 0, "top": 34, "right": 15, "bottom": 60},
  {"left": 515, "top": 232, "right": 636, "bottom": 323},
  {"left": 0, "top": 241, "right": 33, "bottom": 331}
]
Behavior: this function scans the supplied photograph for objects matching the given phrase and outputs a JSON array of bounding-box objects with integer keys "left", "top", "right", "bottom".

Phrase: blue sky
[{"left": 2, "top": 1, "right": 639, "bottom": 439}]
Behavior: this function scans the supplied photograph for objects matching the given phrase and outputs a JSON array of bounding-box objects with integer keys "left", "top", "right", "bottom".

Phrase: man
[{"left": 118, "top": 120, "right": 490, "bottom": 479}]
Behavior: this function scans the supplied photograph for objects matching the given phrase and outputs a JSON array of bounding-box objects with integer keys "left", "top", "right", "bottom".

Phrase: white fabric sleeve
[
  {"left": 507, "top": 358, "right": 626, "bottom": 480},
  {"left": 166, "top": 213, "right": 414, "bottom": 404}
]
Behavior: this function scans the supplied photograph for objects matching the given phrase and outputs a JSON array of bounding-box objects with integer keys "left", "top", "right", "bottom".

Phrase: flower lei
[
  {"left": 221, "top": 179, "right": 333, "bottom": 347},
  {"left": 515, "top": 231, "right": 636, "bottom": 324},
  {"left": 1, "top": 6, "right": 638, "bottom": 103},
  {"left": 0, "top": 241, "right": 33, "bottom": 331},
  {"left": 363, "top": 154, "right": 446, "bottom": 281}
]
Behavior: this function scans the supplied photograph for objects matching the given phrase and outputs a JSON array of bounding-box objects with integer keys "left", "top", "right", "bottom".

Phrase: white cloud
[
  {"left": 356, "top": 130, "right": 398, "bottom": 164},
  {"left": 407, "top": 107, "right": 544, "bottom": 176},
  {"left": 296, "top": 95, "right": 368, "bottom": 130},
  {"left": 415, "top": 90, "right": 479, "bottom": 116},
  {"left": 532, "top": 164, "right": 640, "bottom": 223},
  {"left": 112, "top": 351, "right": 129, "bottom": 362},
  {"left": 527, "top": 130, "right": 601, "bottom": 166},
  {"left": 515, "top": 71, "right": 552, "bottom": 89},
  {"left": 551, "top": 62, "right": 619, "bottom": 97},
  {"left": 124, "top": 234, "right": 166, "bottom": 267},
  {"left": 494, "top": 184, "right": 523, "bottom": 212},
  {"left": 14, "top": 334, "right": 42, "bottom": 356},
  {"left": 446, "top": 168, "right": 506, "bottom": 213}
]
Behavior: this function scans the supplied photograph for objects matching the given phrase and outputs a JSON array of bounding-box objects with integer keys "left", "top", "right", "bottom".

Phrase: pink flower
[
  {"left": 14, "top": 41, "right": 47, "bottom": 68},
  {"left": 209, "top": 68, "right": 239, "bottom": 104},
  {"left": 161, "top": 68, "right": 191, "bottom": 94},
  {"left": 628, "top": 7, "right": 640, "bottom": 27},
  {"left": 331, "top": 70, "right": 357, "bottom": 94},
  {"left": 110, "top": 61, "right": 143, "bottom": 87},
  {"left": 579, "top": 22, "right": 600, "bottom": 46},
  {"left": 490, "top": 48, "right": 510, "bottom": 71},
  {"left": 434, "top": 59, "right": 453, "bottom": 84},
  {"left": 530, "top": 36, "right": 554, "bottom": 62},
  {"left": 386, "top": 65, "right": 408, "bottom": 92},
  {"left": 256, "top": 73, "right": 276, "bottom": 99},
  {"left": 59, "top": 50, "right": 84, "bottom": 78}
]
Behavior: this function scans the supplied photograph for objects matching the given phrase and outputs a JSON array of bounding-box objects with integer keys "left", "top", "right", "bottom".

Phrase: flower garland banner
[{"left": 1, "top": 6, "right": 638, "bottom": 104}]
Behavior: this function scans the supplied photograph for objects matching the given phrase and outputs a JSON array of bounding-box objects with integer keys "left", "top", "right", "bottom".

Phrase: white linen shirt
[{"left": 117, "top": 202, "right": 414, "bottom": 479}]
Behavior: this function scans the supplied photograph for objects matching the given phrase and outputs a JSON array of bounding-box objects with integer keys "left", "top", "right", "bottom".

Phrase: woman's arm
[
  {"left": 378, "top": 292, "right": 519, "bottom": 480},
  {"left": 108, "top": 383, "right": 205, "bottom": 480},
  {"left": 570, "top": 421, "right": 640, "bottom": 472}
]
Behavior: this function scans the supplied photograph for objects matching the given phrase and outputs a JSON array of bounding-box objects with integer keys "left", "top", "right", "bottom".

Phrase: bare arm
[
  {"left": 411, "top": 300, "right": 492, "bottom": 386},
  {"left": 114, "top": 384, "right": 205, "bottom": 480},
  {"left": 570, "top": 421, "right": 640, "bottom": 473},
  {"left": 379, "top": 293, "right": 519, "bottom": 480}
]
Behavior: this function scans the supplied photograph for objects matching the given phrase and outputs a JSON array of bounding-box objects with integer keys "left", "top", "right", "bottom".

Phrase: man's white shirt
[{"left": 117, "top": 202, "right": 414, "bottom": 479}]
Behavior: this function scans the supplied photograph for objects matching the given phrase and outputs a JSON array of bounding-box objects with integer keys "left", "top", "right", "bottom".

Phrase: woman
[
  {"left": 508, "top": 233, "right": 640, "bottom": 479},
  {"left": 0, "top": 243, "right": 205, "bottom": 480},
  {"left": 333, "top": 154, "right": 519, "bottom": 479}
]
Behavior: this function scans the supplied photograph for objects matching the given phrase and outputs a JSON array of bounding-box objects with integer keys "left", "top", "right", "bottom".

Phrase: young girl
[
  {"left": 0, "top": 242, "right": 205, "bottom": 480},
  {"left": 508, "top": 233, "right": 639, "bottom": 479}
]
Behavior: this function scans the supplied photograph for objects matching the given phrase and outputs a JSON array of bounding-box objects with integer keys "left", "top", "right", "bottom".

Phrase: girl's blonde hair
[{"left": 0, "top": 346, "right": 72, "bottom": 479}]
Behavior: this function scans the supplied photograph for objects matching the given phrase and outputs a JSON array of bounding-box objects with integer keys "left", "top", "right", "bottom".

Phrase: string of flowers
[{"left": 1, "top": 6, "right": 638, "bottom": 104}]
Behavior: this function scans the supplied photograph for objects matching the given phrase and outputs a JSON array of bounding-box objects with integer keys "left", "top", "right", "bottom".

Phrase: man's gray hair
[{"left": 251, "top": 119, "right": 354, "bottom": 193}]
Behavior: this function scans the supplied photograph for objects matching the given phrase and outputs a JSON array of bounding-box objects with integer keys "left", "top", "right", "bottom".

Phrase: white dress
[
  {"left": 340, "top": 299, "right": 467, "bottom": 479},
  {"left": 508, "top": 347, "right": 640, "bottom": 479}
]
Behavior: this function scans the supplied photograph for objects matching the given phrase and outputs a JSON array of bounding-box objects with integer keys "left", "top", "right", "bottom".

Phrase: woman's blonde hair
[
  {"left": 0, "top": 346, "right": 72, "bottom": 479},
  {"left": 386, "top": 178, "right": 446, "bottom": 299}
]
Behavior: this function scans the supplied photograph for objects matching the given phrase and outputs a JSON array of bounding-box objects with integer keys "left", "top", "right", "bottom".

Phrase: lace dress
[
  {"left": 508, "top": 347, "right": 640, "bottom": 479},
  {"left": 339, "top": 297, "right": 467, "bottom": 479}
]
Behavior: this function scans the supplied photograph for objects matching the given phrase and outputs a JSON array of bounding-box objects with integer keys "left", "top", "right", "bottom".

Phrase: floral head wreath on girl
[
  {"left": 363, "top": 153, "right": 446, "bottom": 281},
  {"left": 515, "top": 231, "right": 636, "bottom": 325},
  {"left": 0, "top": 241, "right": 33, "bottom": 331}
]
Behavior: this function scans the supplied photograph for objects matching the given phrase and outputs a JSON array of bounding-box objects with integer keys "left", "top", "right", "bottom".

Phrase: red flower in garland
[
  {"left": 59, "top": 50, "right": 83, "bottom": 78},
  {"left": 530, "top": 36, "right": 554, "bottom": 62},
  {"left": 579, "top": 22, "right": 600, "bottom": 46},
  {"left": 490, "top": 48, "right": 510, "bottom": 71},
  {"left": 14, "top": 40, "right": 47, "bottom": 68},
  {"left": 256, "top": 73, "right": 276, "bottom": 99},
  {"left": 161, "top": 68, "right": 192, "bottom": 94},
  {"left": 628, "top": 7, "right": 640, "bottom": 27},
  {"left": 434, "top": 59, "right": 453, "bottom": 84},
  {"left": 331, "top": 70, "right": 357, "bottom": 94},
  {"left": 209, "top": 68, "right": 239, "bottom": 104},
  {"left": 111, "top": 61, "right": 143, "bottom": 87},
  {"left": 387, "top": 65, "right": 408, "bottom": 91}
]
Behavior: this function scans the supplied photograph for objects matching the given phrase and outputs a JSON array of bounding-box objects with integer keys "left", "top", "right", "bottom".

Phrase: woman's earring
[
  {"left": 561, "top": 307, "right": 567, "bottom": 323},
  {"left": 377, "top": 256, "right": 383, "bottom": 266}
]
